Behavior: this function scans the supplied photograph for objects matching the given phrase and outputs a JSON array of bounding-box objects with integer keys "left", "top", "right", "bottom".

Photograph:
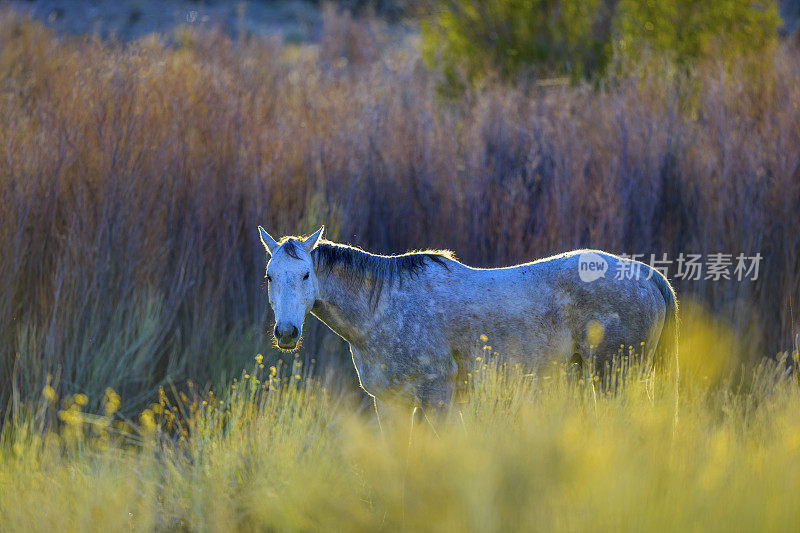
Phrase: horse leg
[
  {"left": 374, "top": 394, "right": 419, "bottom": 437},
  {"left": 373, "top": 395, "right": 386, "bottom": 433},
  {"left": 416, "top": 377, "right": 454, "bottom": 434}
]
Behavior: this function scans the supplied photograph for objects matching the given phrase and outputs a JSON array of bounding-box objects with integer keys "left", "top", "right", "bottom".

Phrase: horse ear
[
  {"left": 302, "top": 225, "right": 324, "bottom": 253},
  {"left": 258, "top": 226, "right": 278, "bottom": 255}
]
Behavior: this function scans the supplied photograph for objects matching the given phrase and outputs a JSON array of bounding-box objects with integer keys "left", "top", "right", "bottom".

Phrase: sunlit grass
[
  {"left": 1, "top": 9, "right": 799, "bottom": 530},
  {"left": 3, "top": 333, "right": 800, "bottom": 532}
]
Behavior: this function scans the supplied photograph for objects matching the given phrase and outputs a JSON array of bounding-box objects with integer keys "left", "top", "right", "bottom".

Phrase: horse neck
[{"left": 311, "top": 266, "right": 377, "bottom": 347}]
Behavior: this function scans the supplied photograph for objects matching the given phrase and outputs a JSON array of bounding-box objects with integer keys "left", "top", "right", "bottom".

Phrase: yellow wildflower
[
  {"left": 104, "top": 388, "right": 121, "bottom": 416},
  {"left": 43, "top": 385, "right": 57, "bottom": 404},
  {"left": 140, "top": 409, "right": 156, "bottom": 433}
]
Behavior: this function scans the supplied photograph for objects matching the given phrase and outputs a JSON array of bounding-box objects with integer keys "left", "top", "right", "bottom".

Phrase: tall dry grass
[
  {"left": 3, "top": 346, "right": 800, "bottom": 531},
  {"left": 0, "top": 9, "right": 798, "bottom": 411}
]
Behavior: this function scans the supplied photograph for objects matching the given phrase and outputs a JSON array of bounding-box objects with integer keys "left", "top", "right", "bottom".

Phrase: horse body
[
  {"left": 259, "top": 227, "right": 677, "bottom": 412},
  {"left": 446, "top": 252, "right": 668, "bottom": 365}
]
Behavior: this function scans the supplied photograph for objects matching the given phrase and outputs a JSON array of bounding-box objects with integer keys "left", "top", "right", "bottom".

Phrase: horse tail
[{"left": 650, "top": 268, "right": 679, "bottom": 374}]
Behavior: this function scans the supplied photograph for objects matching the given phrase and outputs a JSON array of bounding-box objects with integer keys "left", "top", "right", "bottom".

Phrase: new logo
[{"left": 578, "top": 252, "right": 608, "bottom": 283}]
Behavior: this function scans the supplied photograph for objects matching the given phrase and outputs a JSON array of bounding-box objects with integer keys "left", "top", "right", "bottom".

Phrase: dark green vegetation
[{"left": 422, "top": 0, "right": 781, "bottom": 91}]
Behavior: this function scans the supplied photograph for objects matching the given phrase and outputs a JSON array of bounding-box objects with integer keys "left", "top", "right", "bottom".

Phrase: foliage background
[
  {"left": 422, "top": 0, "right": 781, "bottom": 89},
  {"left": 0, "top": 2, "right": 798, "bottom": 415},
  {"left": 2, "top": 3, "right": 800, "bottom": 529}
]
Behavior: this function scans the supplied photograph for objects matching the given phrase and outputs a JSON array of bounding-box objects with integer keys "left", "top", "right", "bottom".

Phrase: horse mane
[{"left": 279, "top": 237, "right": 454, "bottom": 302}]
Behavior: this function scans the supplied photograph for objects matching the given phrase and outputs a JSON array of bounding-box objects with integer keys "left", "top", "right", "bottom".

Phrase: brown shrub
[{"left": 0, "top": 11, "right": 798, "bottom": 411}]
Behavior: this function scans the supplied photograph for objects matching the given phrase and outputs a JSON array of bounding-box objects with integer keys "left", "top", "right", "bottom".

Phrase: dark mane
[{"left": 281, "top": 238, "right": 454, "bottom": 302}]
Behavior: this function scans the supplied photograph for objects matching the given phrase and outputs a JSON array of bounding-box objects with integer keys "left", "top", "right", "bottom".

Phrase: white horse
[{"left": 258, "top": 226, "right": 677, "bottom": 414}]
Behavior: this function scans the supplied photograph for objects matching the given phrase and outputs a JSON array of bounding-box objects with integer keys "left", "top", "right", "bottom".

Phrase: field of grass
[
  {"left": 1, "top": 9, "right": 798, "bottom": 415},
  {"left": 4, "top": 333, "right": 800, "bottom": 532},
  {"left": 2, "top": 6, "right": 800, "bottom": 530}
]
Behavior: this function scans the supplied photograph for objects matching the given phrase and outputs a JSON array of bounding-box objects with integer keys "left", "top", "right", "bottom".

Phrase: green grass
[{"left": 3, "top": 336, "right": 800, "bottom": 532}]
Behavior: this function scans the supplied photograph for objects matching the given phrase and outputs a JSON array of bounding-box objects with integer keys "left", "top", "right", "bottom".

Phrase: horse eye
[{"left": 303, "top": 272, "right": 310, "bottom": 280}]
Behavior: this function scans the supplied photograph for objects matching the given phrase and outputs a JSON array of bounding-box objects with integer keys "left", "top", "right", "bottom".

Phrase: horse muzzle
[{"left": 274, "top": 323, "right": 300, "bottom": 350}]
